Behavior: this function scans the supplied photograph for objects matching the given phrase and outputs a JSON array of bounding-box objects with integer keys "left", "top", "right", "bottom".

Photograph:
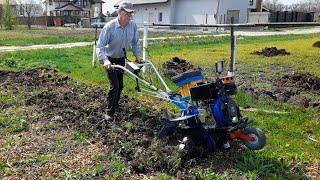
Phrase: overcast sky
[
  {"left": 277, "top": 0, "right": 303, "bottom": 5},
  {"left": 103, "top": 0, "right": 118, "bottom": 13}
]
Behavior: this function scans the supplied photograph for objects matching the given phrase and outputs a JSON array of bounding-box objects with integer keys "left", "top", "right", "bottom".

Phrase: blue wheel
[{"left": 243, "top": 128, "right": 266, "bottom": 150}]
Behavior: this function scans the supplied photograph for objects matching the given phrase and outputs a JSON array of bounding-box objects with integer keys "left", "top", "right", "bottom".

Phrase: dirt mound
[
  {"left": 251, "top": 47, "right": 290, "bottom": 57},
  {"left": 313, "top": 41, "right": 320, "bottom": 48},
  {"left": 162, "top": 57, "right": 200, "bottom": 78},
  {"left": 238, "top": 66, "right": 320, "bottom": 110},
  {"left": 0, "top": 67, "right": 243, "bottom": 178},
  {"left": 276, "top": 72, "right": 320, "bottom": 91}
]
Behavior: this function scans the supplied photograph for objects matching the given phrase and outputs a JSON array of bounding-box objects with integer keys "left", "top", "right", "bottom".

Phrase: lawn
[
  {"left": 0, "top": 32, "right": 319, "bottom": 179},
  {"left": 0, "top": 26, "right": 218, "bottom": 46}
]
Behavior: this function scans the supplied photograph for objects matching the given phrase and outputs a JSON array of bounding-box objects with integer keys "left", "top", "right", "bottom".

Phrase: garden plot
[{"left": 0, "top": 67, "right": 250, "bottom": 178}]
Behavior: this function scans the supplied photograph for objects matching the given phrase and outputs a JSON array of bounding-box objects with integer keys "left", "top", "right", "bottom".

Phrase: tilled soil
[
  {"left": 237, "top": 64, "right": 320, "bottom": 111},
  {"left": 251, "top": 47, "right": 290, "bottom": 57},
  {"left": 162, "top": 56, "right": 201, "bottom": 78},
  {"left": 313, "top": 41, "right": 320, "bottom": 48},
  {"left": 0, "top": 67, "right": 243, "bottom": 178}
]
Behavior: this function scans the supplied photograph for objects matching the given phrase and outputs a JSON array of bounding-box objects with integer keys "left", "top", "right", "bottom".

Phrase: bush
[{"left": 1, "top": 0, "right": 16, "bottom": 30}]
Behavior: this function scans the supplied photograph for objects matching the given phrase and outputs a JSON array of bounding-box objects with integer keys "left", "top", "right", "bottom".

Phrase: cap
[{"left": 118, "top": 1, "right": 134, "bottom": 13}]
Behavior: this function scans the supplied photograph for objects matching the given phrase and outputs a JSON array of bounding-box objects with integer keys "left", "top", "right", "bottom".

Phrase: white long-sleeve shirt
[{"left": 96, "top": 18, "right": 141, "bottom": 64}]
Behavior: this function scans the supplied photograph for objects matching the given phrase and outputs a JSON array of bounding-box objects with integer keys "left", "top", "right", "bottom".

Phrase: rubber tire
[
  {"left": 242, "top": 128, "right": 266, "bottom": 150},
  {"left": 157, "top": 121, "right": 179, "bottom": 139}
]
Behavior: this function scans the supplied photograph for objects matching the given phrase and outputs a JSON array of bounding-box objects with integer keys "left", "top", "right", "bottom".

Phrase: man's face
[{"left": 120, "top": 9, "right": 133, "bottom": 22}]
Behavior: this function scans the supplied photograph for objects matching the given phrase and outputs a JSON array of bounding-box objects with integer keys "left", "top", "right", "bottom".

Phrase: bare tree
[
  {"left": 289, "top": 0, "right": 320, "bottom": 12},
  {"left": 263, "top": 0, "right": 286, "bottom": 11},
  {"left": 17, "top": 0, "right": 42, "bottom": 29}
]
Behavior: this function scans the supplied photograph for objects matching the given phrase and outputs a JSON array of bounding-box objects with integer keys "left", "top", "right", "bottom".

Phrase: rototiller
[{"left": 111, "top": 58, "right": 266, "bottom": 152}]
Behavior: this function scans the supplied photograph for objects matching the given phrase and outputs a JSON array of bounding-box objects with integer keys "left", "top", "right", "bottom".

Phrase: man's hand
[
  {"left": 135, "top": 56, "right": 143, "bottom": 63},
  {"left": 103, "top": 60, "right": 112, "bottom": 71}
]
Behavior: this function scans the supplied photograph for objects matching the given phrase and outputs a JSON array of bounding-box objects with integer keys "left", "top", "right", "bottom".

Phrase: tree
[
  {"left": 2, "top": 0, "right": 16, "bottom": 30},
  {"left": 0, "top": 5, "right": 3, "bottom": 28},
  {"left": 289, "top": 0, "right": 320, "bottom": 12},
  {"left": 17, "top": 0, "right": 42, "bottom": 29},
  {"left": 263, "top": 0, "right": 286, "bottom": 11}
]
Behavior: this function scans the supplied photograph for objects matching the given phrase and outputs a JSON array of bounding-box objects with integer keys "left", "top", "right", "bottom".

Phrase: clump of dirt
[
  {"left": 251, "top": 47, "right": 290, "bottom": 57},
  {"left": 162, "top": 57, "right": 200, "bottom": 78},
  {"left": 0, "top": 67, "right": 244, "bottom": 178},
  {"left": 313, "top": 41, "right": 320, "bottom": 48},
  {"left": 276, "top": 72, "right": 320, "bottom": 91},
  {"left": 238, "top": 65, "right": 320, "bottom": 110}
]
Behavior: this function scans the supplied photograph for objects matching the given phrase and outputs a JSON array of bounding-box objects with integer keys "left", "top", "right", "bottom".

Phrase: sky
[
  {"left": 278, "top": 0, "right": 303, "bottom": 5},
  {"left": 103, "top": 0, "right": 119, "bottom": 14}
]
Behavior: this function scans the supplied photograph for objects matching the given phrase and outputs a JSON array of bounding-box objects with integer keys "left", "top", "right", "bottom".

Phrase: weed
[
  {"left": 91, "top": 163, "right": 106, "bottom": 176},
  {"left": 4, "top": 58, "right": 16, "bottom": 67},
  {"left": 194, "top": 169, "right": 218, "bottom": 180},
  {"left": 147, "top": 151, "right": 159, "bottom": 168},
  {"left": 59, "top": 170, "right": 73, "bottom": 180},
  {"left": 72, "top": 131, "right": 88, "bottom": 142},
  {"left": 123, "top": 121, "right": 134, "bottom": 132},
  {"left": 155, "top": 173, "right": 172, "bottom": 180},
  {"left": 167, "top": 151, "right": 182, "bottom": 174},
  {"left": 235, "top": 151, "right": 305, "bottom": 179},
  {"left": 93, "top": 152, "right": 128, "bottom": 179},
  {"left": 0, "top": 161, "right": 8, "bottom": 174},
  {"left": 0, "top": 115, "right": 28, "bottom": 135}
]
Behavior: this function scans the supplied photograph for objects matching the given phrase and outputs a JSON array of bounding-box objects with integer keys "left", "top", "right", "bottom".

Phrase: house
[
  {"left": 109, "top": 0, "right": 264, "bottom": 27},
  {"left": 43, "top": 0, "right": 104, "bottom": 26},
  {"left": 0, "top": 0, "right": 17, "bottom": 15}
]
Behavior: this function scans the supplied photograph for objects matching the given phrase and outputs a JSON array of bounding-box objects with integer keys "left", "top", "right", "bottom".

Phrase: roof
[
  {"left": 55, "top": 2, "right": 83, "bottom": 11},
  {"left": 130, "top": 0, "right": 168, "bottom": 4},
  {"left": 115, "top": 0, "right": 168, "bottom": 6},
  {"left": 91, "top": 0, "right": 104, "bottom": 3},
  {"left": 0, "top": 0, "right": 17, "bottom": 5}
]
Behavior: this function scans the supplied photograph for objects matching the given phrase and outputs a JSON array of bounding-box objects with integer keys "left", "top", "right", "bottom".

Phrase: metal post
[
  {"left": 92, "top": 18, "right": 98, "bottom": 67},
  {"left": 142, "top": 21, "right": 148, "bottom": 72},
  {"left": 229, "top": 17, "right": 236, "bottom": 76},
  {"left": 92, "top": 7, "right": 99, "bottom": 67}
]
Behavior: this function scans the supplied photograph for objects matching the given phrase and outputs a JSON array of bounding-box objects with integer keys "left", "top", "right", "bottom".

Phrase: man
[{"left": 96, "top": 1, "right": 142, "bottom": 120}]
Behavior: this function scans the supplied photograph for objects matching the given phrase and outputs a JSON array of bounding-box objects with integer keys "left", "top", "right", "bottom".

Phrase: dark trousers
[{"left": 106, "top": 57, "right": 125, "bottom": 115}]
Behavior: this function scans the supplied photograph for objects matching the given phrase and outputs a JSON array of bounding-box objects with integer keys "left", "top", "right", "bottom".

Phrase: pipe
[{"left": 152, "top": 22, "right": 320, "bottom": 28}]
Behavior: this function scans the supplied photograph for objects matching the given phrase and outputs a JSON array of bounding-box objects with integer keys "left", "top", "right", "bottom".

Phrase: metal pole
[
  {"left": 92, "top": 17, "right": 98, "bottom": 67},
  {"left": 229, "top": 17, "right": 236, "bottom": 75},
  {"left": 92, "top": 8, "right": 99, "bottom": 67},
  {"left": 142, "top": 21, "right": 148, "bottom": 73},
  {"left": 152, "top": 22, "right": 320, "bottom": 28}
]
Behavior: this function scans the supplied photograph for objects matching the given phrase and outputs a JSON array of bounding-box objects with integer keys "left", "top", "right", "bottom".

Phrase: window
[
  {"left": 83, "top": 0, "right": 87, "bottom": 7},
  {"left": 249, "top": 0, "right": 254, "bottom": 6},
  {"left": 158, "top": 12, "right": 163, "bottom": 22},
  {"left": 19, "top": 6, "right": 24, "bottom": 15},
  {"left": 49, "top": 0, "right": 52, "bottom": 5}
]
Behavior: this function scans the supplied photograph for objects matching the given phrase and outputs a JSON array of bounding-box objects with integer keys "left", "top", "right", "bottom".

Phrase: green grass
[
  {"left": 0, "top": 28, "right": 96, "bottom": 46},
  {"left": 0, "top": 32, "right": 319, "bottom": 178},
  {"left": 0, "top": 27, "right": 223, "bottom": 46}
]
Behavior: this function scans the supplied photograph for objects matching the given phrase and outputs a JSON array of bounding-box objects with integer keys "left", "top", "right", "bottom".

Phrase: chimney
[{"left": 256, "top": 0, "right": 262, "bottom": 12}]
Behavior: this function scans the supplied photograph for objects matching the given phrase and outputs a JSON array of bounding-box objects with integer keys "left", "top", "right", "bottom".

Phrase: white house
[{"left": 108, "top": 0, "right": 263, "bottom": 27}]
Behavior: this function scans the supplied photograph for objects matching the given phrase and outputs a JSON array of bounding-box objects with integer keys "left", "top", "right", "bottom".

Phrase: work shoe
[{"left": 222, "top": 141, "right": 231, "bottom": 150}]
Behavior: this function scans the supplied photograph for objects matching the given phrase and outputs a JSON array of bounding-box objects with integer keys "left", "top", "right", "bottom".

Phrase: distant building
[
  {"left": 0, "top": 0, "right": 17, "bottom": 15},
  {"left": 109, "top": 0, "right": 264, "bottom": 27},
  {"left": 42, "top": 0, "right": 104, "bottom": 26}
]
